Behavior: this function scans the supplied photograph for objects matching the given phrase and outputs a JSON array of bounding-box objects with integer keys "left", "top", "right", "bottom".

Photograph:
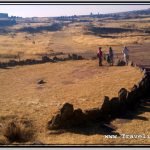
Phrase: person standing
[
  {"left": 109, "top": 47, "right": 114, "bottom": 66},
  {"left": 97, "top": 47, "right": 103, "bottom": 66},
  {"left": 122, "top": 46, "right": 129, "bottom": 65}
]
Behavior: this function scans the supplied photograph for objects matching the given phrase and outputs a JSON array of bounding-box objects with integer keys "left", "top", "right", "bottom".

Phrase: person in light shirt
[
  {"left": 122, "top": 46, "right": 129, "bottom": 65},
  {"left": 108, "top": 47, "right": 114, "bottom": 66}
]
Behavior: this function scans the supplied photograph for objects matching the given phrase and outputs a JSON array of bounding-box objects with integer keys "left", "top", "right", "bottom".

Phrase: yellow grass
[{"left": 0, "top": 60, "right": 144, "bottom": 144}]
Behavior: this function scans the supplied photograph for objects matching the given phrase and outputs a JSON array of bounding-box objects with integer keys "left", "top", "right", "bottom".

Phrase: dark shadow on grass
[{"left": 49, "top": 122, "right": 120, "bottom": 136}]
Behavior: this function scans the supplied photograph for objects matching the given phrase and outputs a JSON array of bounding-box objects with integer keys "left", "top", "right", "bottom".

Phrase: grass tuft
[{"left": 3, "top": 119, "right": 35, "bottom": 143}]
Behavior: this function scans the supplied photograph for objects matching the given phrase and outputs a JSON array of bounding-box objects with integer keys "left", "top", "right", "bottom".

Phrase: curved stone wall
[{"left": 47, "top": 66, "right": 150, "bottom": 130}]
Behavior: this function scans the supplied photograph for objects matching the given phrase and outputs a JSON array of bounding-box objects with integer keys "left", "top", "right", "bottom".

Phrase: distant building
[
  {"left": 0, "top": 13, "right": 16, "bottom": 27},
  {"left": 0, "top": 13, "right": 8, "bottom": 18}
]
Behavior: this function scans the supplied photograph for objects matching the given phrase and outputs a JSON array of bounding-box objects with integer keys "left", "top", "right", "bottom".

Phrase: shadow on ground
[{"left": 48, "top": 122, "right": 120, "bottom": 136}]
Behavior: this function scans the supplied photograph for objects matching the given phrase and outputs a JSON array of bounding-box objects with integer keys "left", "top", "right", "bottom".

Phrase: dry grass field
[
  {"left": 0, "top": 17, "right": 150, "bottom": 62},
  {"left": 0, "top": 60, "right": 144, "bottom": 144},
  {"left": 0, "top": 14, "right": 150, "bottom": 145}
]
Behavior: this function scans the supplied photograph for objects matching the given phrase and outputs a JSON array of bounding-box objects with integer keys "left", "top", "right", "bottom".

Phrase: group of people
[{"left": 97, "top": 46, "right": 129, "bottom": 66}]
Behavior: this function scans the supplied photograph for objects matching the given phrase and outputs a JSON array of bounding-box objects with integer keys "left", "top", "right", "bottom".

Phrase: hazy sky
[{"left": 0, "top": 5, "right": 149, "bottom": 17}]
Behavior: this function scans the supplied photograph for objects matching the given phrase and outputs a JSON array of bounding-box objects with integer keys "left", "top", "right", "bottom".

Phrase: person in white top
[{"left": 122, "top": 46, "right": 129, "bottom": 65}]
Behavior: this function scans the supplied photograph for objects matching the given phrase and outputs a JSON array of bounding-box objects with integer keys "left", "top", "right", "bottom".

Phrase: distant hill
[
  {"left": 115, "top": 8, "right": 150, "bottom": 16},
  {"left": 0, "top": 8, "right": 150, "bottom": 26},
  {"left": 55, "top": 8, "right": 150, "bottom": 21},
  {"left": 99, "top": 8, "right": 150, "bottom": 19}
]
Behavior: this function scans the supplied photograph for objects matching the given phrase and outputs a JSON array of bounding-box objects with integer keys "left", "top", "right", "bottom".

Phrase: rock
[
  {"left": 126, "top": 92, "right": 136, "bottom": 109},
  {"left": 60, "top": 103, "right": 74, "bottom": 121},
  {"left": 109, "top": 97, "right": 120, "bottom": 116},
  {"left": 128, "top": 61, "right": 134, "bottom": 66},
  {"left": 84, "top": 108, "right": 100, "bottom": 121},
  {"left": 118, "top": 88, "right": 128, "bottom": 111},
  {"left": 126, "top": 85, "right": 139, "bottom": 108},
  {"left": 63, "top": 57, "right": 70, "bottom": 61},
  {"left": 132, "top": 84, "right": 140, "bottom": 95},
  {"left": 116, "top": 59, "right": 126, "bottom": 66},
  {"left": 68, "top": 54, "right": 72, "bottom": 59},
  {"left": 48, "top": 103, "right": 74, "bottom": 130},
  {"left": 42, "top": 56, "right": 49, "bottom": 62},
  {"left": 72, "top": 109, "right": 86, "bottom": 126},
  {"left": 132, "top": 84, "right": 143, "bottom": 100},
  {"left": 1, "top": 62, "right": 7, "bottom": 68},
  {"left": 18, "top": 60, "right": 25, "bottom": 66},
  {"left": 68, "top": 54, "right": 83, "bottom": 60},
  {"left": 53, "top": 56, "right": 59, "bottom": 61},
  {"left": 8, "top": 60, "right": 18, "bottom": 66},
  {"left": 118, "top": 88, "right": 128, "bottom": 100},
  {"left": 100, "top": 96, "right": 111, "bottom": 114},
  {"left": 47, "top": 113, "right": 61, "bottom": 130},
  {"left": 138, "top": 79, "right": 146, "bottom": 94},
  {"left": 138, "top": 75, "right": 150, "bottom": 96},
  {"left": 72, "top": 54, "right": 78, "bottom": 60},
  {"left": 142, "top": 69, "right": 146, "bottom": 74},
  {"left": 25, "top": 59, "right": 33, "bottom": 65},
  {"left": 77, "top": 55, "right": 83, "bottom": 60},
  {"left": 118, "top": 88, "right": 128, "bottom": 104},
  {"left": 139, "top": 68, "right": 145, "bottom": 73},
  {"left": 37, "top": 80, "right": 46, "bottom": 84}
]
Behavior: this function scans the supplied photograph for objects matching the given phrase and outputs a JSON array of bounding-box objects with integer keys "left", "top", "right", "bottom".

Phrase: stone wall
[
  {"left": 47, "top": 66, "right": 150, "bottom": 130},
  {"left": 0, "top": 54, "right": 84, "bottom": 69}
]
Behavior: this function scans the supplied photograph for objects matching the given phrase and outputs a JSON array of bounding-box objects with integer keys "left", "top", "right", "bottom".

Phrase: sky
[{"left": 0, "top": 5, "right": 149, "bottom": 17}]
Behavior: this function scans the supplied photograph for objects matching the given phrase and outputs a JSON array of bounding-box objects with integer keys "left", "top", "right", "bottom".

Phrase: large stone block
[
  {"left": 60, "top": 103, "right": 74, "bottom": 121},
  {"left": 84, "top": 108, "right": 101, "bottom": 121},
  {"left": 100, "top": 96, "right": 111, "bottom": 115}
]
